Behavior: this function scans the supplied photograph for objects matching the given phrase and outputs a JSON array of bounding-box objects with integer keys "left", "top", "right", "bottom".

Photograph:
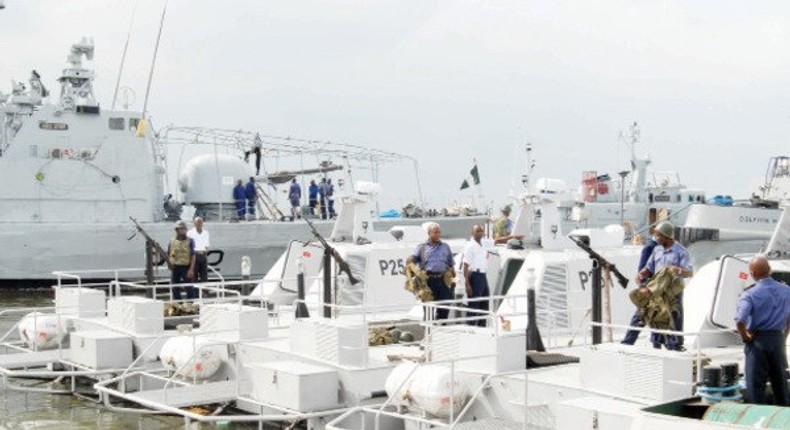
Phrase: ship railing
[
  {"left": 0, "top": 308, "right": 164, "bottom": 396},
  {"left": 94, "top": 324, "right": 353, "bottom": 426},
  {"left": 586, "top": 321, "right": 743, "bottom": 388}
]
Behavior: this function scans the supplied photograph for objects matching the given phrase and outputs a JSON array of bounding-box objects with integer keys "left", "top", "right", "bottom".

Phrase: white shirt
[
  {"left": 187, "top": 228, "right": 210, "bottom": 252},
  {"left": 463, "top": 237, "right": 493, "bottom": 272}
]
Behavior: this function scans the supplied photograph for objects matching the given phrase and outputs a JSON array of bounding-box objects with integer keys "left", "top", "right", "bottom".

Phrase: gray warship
[{"left": 0, "top": 38, "right": 484, "bottom": 283}]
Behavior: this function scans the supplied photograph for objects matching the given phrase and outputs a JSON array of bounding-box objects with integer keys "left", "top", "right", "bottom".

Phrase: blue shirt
[
  {"left": 233, "top": 185, "right": 245, "bottom": 201},
  {"left": 412, "top": 240, "right": 454, "bottom": 273},
  {"left": 245, "top": 181, "right": 256, "bottom": 200},
  {"left": 735, "top": 277, "right": 790, "bottom": 331},
  {"left": 318, "top": 183, "right": 326, "bottom": 198},
  {"left": 646, "top": 241, "right": 691, "bottom": 275},
  {"left": 326, "top": 183, "right": 334, "bottom": 198},
  {"left": 638, "top": 238, "right": 659, "bottom": 272},
  {"left": 289, "top": 182, "right": 301, "bottom": 200},
  {"left": 309, "top": 184, "right": 318, "bottom": 199}
]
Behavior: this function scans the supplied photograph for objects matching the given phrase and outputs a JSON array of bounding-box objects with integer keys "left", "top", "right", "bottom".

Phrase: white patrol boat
[{"left": 0, "top": 38, "right": 484, "bottom": 283}]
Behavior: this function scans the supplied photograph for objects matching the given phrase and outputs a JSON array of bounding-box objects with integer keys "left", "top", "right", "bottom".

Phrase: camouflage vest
[{"left": 169, "top": 238, "right": 192, "bottom": 266}]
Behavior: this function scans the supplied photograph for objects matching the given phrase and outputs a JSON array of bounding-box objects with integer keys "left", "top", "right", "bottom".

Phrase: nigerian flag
[{"left": 460, "top": 164, "right": 480, "bottom": 190}]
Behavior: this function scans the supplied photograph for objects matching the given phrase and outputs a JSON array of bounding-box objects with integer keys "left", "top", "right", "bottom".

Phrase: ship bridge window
[
  {"left": 109, "top": 118, "right": 125, "bottom": 130},
  {"left": 39, "top": 121, "right": 68, "bottom": 131},
  {"left": 129, "top": 118, "right": 141, "bottom": 132}
]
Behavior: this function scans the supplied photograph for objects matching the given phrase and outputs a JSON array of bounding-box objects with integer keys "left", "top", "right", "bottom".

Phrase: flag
[{"left": 460, "top": 164, "right": 480, "bottom": 190}]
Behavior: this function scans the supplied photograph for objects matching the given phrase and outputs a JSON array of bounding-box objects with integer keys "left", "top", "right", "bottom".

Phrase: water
[{"left": 0, "top": 289, "right": 263, "bottom": 430}]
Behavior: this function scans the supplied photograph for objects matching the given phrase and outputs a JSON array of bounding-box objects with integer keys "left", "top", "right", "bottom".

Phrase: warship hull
[{"left": 0, "top": 216, "right": 486, "bottom": 283}]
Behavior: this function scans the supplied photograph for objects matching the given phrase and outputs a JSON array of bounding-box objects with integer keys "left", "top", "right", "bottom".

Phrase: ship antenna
[
  {"left": 141, "top": 0, "right": 168, "bottom": 119},
  {"left": 111, "top": 2, "right": 138, "bottom": 110}
]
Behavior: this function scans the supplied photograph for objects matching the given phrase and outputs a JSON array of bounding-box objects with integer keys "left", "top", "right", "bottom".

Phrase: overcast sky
[{"left": 2, "top": 1, "right": 790, "bottom": 210}]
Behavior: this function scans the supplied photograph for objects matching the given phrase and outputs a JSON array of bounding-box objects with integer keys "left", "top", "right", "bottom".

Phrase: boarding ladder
[{"left": 255, "top": 183, "right": 285, "bottom": 221}]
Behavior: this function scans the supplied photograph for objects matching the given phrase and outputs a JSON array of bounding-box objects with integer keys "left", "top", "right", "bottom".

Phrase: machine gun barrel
[
  {"left": 569, "top": 235, "right": 629, "bottom": 289},
  {"left": 130, "top": 217, "right": 169, "bottom": 267},
  {"left": 304, "top": 217, "right": 361, "bottom": 285}
]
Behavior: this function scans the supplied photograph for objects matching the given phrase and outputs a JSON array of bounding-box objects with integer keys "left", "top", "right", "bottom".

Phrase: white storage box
[
  {"left": 430, "top": 326, "right": 526, "bottom": 373},
  {"left": 200, "top": 304, "right": 268, "bottom": 342},
  {"left": 555, "top": 397, "right": 637, "bottom": 430},
  {"left": 579, "top": 343, "right": 694, "bottom": 403},
  {"left": 291, "top": 318, "right": 368, "bottom": 367},
  {"left": 107, "top": 297, "right": 164, "bottom": 335},
  {"left": 55, "top": 288, "right": 106, "bottom": 318},
  {"left": 70, "top": 330, "right": 133, "bottom": 370},
  {"left": 249, "top": 361, "right": 338, "bottom": 411}
]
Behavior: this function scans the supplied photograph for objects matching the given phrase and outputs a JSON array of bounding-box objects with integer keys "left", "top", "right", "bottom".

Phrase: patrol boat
[
  {"left": 0, "top": 38, "right": 483, "bottom": 283},
  {"left": 533, "top": 123, "right": 782, "bottom": 241}
]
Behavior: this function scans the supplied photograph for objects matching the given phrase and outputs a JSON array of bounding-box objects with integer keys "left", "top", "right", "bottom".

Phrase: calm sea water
[{"left": 0, "top": 288, "right": 263, "bottom": 430}]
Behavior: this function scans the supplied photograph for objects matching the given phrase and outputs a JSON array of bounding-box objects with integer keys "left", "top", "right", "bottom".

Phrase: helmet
[
  {"left": 174, "top": 220, "right": 187, "bottom": 230},
  {"left": 501, "top": 205, "right": 512, "bottom": 214},
  {"left": 655, "top": 221, "right": 674, "bottom": 239}
]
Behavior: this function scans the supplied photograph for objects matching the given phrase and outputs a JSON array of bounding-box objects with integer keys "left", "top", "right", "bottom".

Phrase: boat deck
[{"left": 0, "top": 349, "right": 69, "bottom": 370}]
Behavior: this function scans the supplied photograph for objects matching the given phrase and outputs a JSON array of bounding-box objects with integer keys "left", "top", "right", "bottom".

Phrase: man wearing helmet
[
  {"left": 168, "top": 220, "right": 197, "bottom": 301},
  {"left": 635, "top": 221, "right": 693, "bottom": 350}
]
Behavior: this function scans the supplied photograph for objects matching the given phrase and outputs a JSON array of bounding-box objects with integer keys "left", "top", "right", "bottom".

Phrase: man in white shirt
[
  {"left": 187, "top": 217, "right": 210, "bottom": 284},
  {"left": 463, "top": 225, "right": 493, "bottom": 326}
]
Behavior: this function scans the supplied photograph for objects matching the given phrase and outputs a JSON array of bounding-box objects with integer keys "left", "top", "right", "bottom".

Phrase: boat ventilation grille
[
  {"left": 537, "top": 264, "right": 569, "bottom": 330},
  {"left": 624, "top": 354, "right": 664, "bottom": 401}
]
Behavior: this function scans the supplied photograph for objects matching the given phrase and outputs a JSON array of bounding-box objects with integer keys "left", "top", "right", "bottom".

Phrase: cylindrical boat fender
[
  {"left": 384, "top": 362, "right": 469, "bottom": 418},
  {"left": 159, "top": 336, "right": 228, "bottom": 380},
  {"left": 18, "top": 312, "right": 65, "bottom": 350}
]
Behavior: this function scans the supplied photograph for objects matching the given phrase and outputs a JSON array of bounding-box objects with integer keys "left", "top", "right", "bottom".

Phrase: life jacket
[
  {"left": 493, "top": 217, "right": 510, "bottom": 239},
  {"left": 629, "top": 267, "right": 685, "bottom": 330},
  {"left": 169, "top": 238, "right": 193, "bottom": 267}
]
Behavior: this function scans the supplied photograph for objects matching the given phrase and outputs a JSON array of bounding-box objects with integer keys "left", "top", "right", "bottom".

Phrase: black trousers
[
  {"left": 195, "top": 253, "right": 208, "bottom": 283},
  {"left": 426, "top": 277, "right": 451, "bottom": 321},
  {"left": 467, "top": 271, "right": 489, "bottom": 326},
  {"left": 745, "top": 330, "right": 789, "bottom": 405},
  {"left": 171, "top": 265, "right": 197, "bottom": 300}
]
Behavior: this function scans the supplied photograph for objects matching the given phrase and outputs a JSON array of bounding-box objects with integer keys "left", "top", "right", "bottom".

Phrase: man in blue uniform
[
  {"left": 308, "top": 179, "right": 318, "bottom": 215},
  {"left": 735, "top": 255, "right": 790, "bottom": 405},
  {"left": 408, "top": 222, "right": 455, "bottom": 320},
  {"left": 233, "top": 179, "right": 246, "bottom": 220},
  {"left": 621, "top": 233, "right": 659, "bottom": 345},
  {"left": 245, "top": 177, "right": 257, "bottom": 219},
  {"left": 288, "top": 178, "right": 302, "bottom": 221},
  {"left": 635, "top": 221, "right": 693, "bottom": 350},
  {"left": 326, "top": 179, "right": 336, "bottom": 218},
  {"left": 318, "top": 178, "right": 328, "bottom": 219}
]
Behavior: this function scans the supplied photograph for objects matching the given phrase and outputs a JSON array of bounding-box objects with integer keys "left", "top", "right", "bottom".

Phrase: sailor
[
  {"left": 308, "top": 179, "right": 318, "bottom": 215},
  {"left": 635, "top": 221, "right": 693, "bottom": 350},
  {"left": 244, "top": 133, "right": 263, "bottom": 175},
  {"left": 288, "top": 178, "right": 302, "bottom": 221},
  {"left": 326, "top": 178, "right": 336, "bottom": 218},
  {"left": 233, "top": 179, "right": 246, "bottom": 220},
  {"left": 735, "top": 255, "right": 790, "bottom": 405},
  {"left": 463, "top": 225, "right": 493, "bottom": 326},
  {"left": 318, "top": 178, "right": 328, "bottom": 220},
  {"left": 167, "top": 221, "right": 197, "bottom": 300},
  {"left": 621, "top": 232, "right": 659, "bottom": 345},
  {"left": 407, "top": 222, "right": 455, "bottom": 321},
  {"left": 187, "top": 217, "right": 210, "bottom": 284},
  {"left": 493, "top": 205, "right": 514, "bottom": 240},
  {"left": 245, "top": 177, "right": 257, "bottom": 220}
]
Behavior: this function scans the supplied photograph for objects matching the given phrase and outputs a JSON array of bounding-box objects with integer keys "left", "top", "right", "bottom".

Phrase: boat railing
[{"left": 586, "top": 321, "right": 742, "bottom": 389}]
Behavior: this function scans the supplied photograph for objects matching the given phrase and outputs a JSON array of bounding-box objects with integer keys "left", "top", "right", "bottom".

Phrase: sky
[{"left": 2, "top": 0, "right": 790, "bottom": 211}]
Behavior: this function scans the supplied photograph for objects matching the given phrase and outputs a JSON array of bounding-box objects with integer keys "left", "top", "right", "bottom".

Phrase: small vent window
[
  {"left": 109, "top": 118, "right": 125, "bottom": 130},
  {"left": 129, "top": 118, "right": 141, "bottom": 132},
  {"left": 39, "top": 121, "right": 68, "bottom": 131}
]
